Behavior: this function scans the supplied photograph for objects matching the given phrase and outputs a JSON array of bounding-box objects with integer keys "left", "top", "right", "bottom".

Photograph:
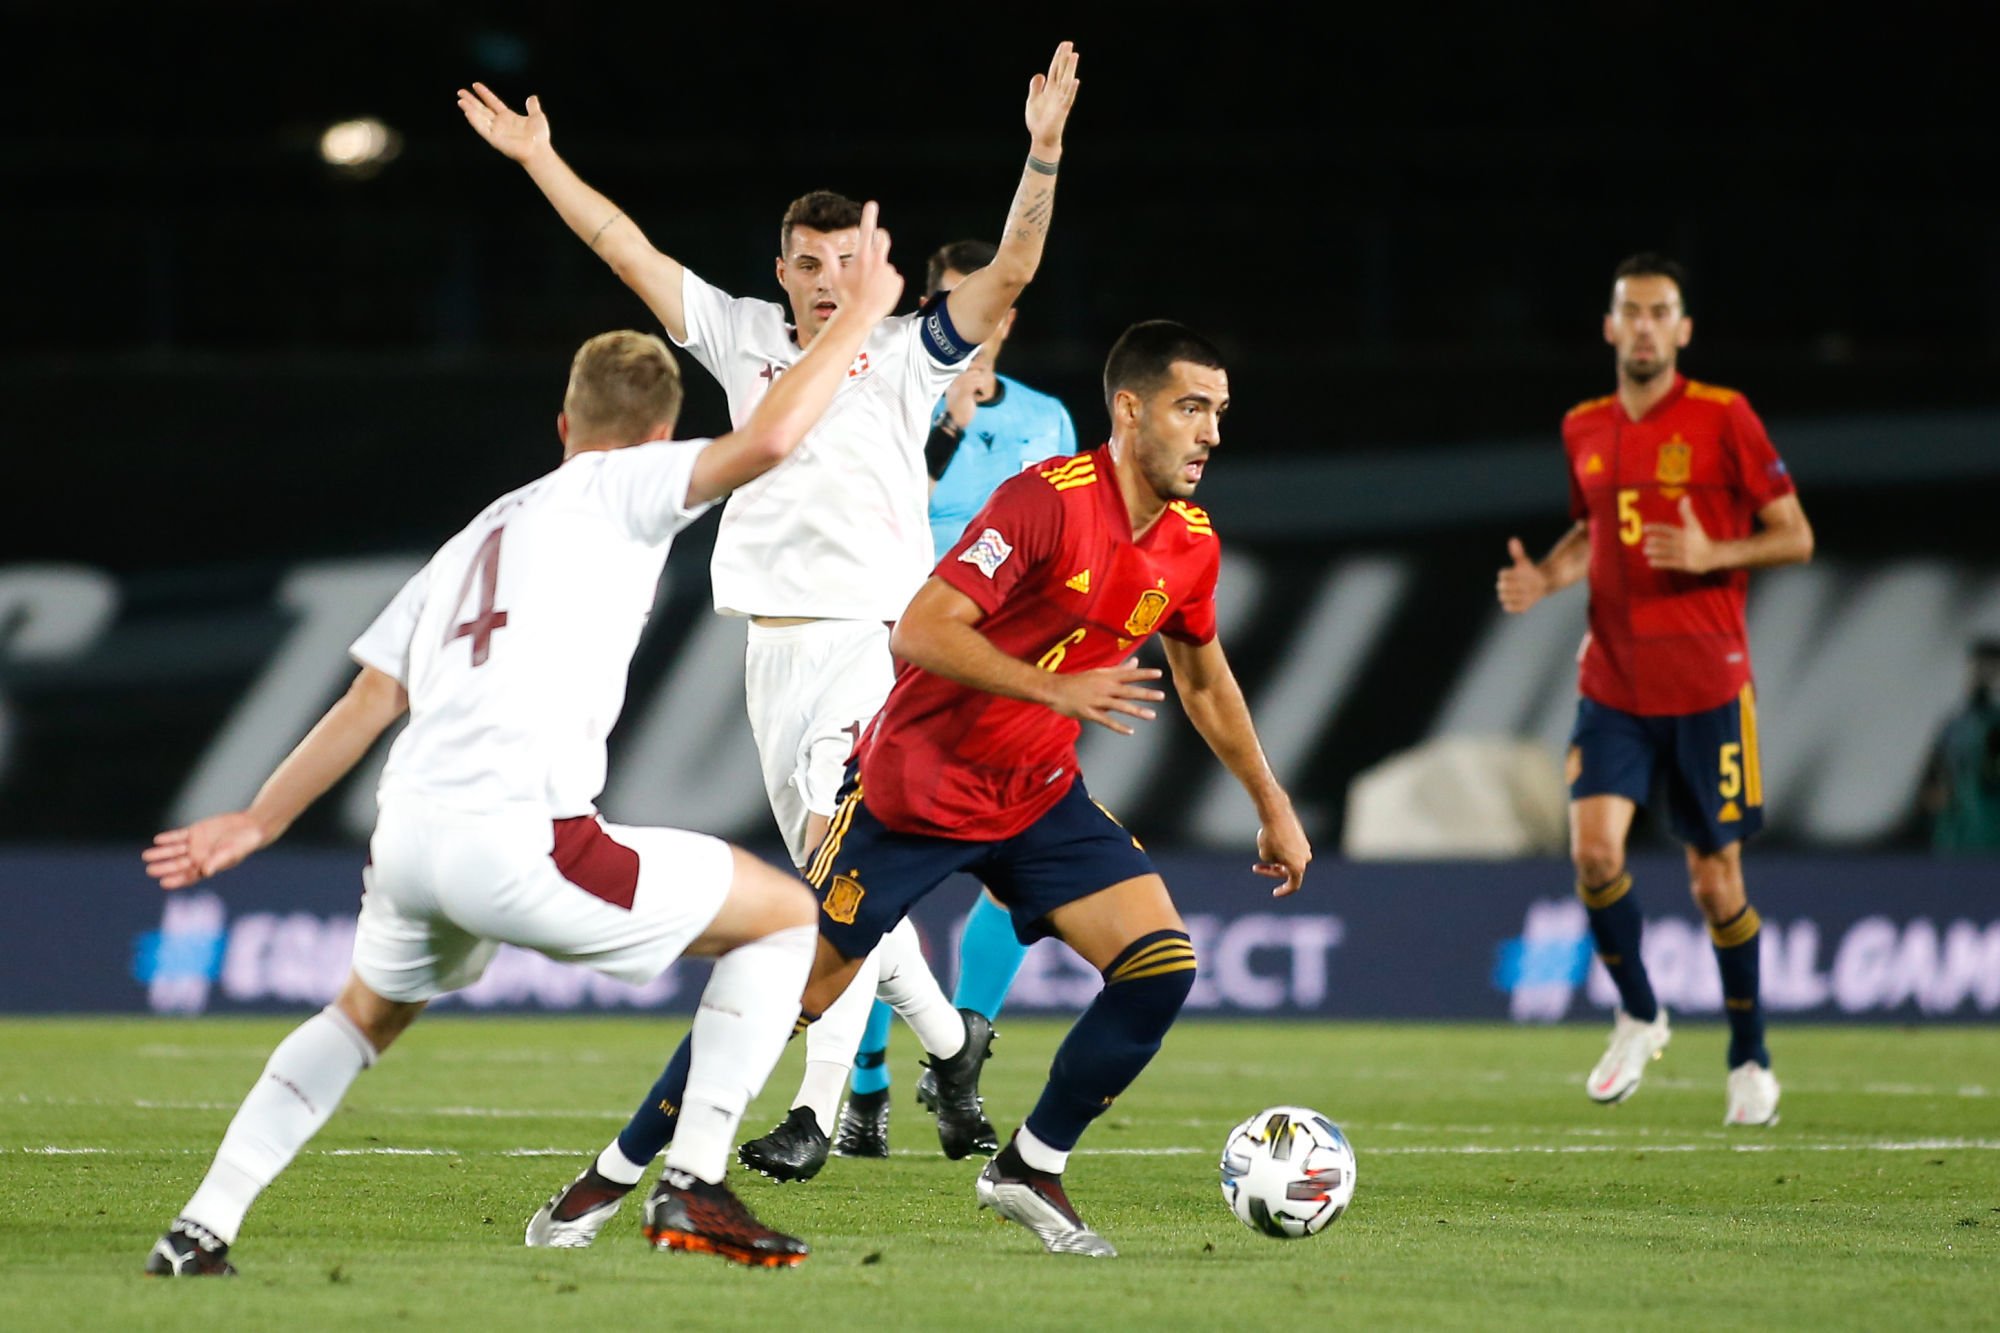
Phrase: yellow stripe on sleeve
[{"left": 1740, "top": 684, "right": 1763, "bottom": 808}]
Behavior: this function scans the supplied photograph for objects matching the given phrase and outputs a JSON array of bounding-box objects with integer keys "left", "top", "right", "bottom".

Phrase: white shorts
[
  {"left": 743, "top": 619, "right": 895, "bottom": 867},
  {"left": 351, "top": 795, "right": 735, "bottom": 1004}
]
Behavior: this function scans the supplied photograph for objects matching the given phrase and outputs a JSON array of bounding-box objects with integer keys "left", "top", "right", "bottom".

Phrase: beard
[
  {"left": 1140, "top": 453, "right": 1198, "bottom": 500},
  {"left": 1620, "top": 351, "right": 1670, "bottom": 385}
]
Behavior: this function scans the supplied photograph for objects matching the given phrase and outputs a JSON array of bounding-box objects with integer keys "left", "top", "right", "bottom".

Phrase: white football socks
[
  {"left": 875, "top": 916, "right": 965, "bottom": 1060},
  {"left": 794, "top": 944, "right": 882, "bottom": 1135},
  {"left": 181, "top": 1005, "right": 377, "bottom": 1244},
  {"left": 1015, "top": 1123, "right": 1069, "bottom": 1175},
  {"left": 793, "top": 919, "right": 963, "bottom": 1134},
  {"left": 662, "top": 923, "right": 816, "bottom": 1185},
  {"left": 593, "top": 1141, "right": 647, "bottom": 1187}
]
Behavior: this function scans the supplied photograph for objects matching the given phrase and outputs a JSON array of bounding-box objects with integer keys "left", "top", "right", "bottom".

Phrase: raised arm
[
  {"left": 686, "top": 202, "right": 905, "bottom": 505},
  {"left": 143, "top": 666, "right": 408, "bottom": 890},
  {"left": 1161, "top": 635, "right": 1311, "bottom": 897},
  {"left": 942, "top": 42, "right": 1080, "bottom": 345},
  {"left": 1497, "top": 522, "right": 1590, "bottom": 614},
  {"left": 457, "top": 83, "right": 690, "bottom": 342}
]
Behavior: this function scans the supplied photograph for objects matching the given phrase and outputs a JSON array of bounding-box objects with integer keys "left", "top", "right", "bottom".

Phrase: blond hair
[{"left": 563, "top": 331, "right": 684, "bottom": 445}]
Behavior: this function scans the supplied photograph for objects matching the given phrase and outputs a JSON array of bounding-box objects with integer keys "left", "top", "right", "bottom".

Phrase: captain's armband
[{"left": 919, "top": 294, "right": 976, "bottom": 366}]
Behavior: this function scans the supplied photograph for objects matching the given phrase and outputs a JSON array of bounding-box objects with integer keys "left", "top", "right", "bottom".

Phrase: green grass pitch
[{"left": 2, "top": 1017, "right": 1996, "bottom": 1330}]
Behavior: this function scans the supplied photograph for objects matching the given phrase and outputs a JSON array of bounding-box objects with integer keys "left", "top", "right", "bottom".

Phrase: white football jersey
[
  {"left": 350, "top": 441, "right": 714, "bottom": 818},
  {"left": 676, "top": 269, "right": 975, "bottom": 620}
]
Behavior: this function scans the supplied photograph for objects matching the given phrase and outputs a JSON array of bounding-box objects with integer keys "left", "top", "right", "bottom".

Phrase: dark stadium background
[{"left": 2, "top": 3, "right": 1992, "bottom": 858}]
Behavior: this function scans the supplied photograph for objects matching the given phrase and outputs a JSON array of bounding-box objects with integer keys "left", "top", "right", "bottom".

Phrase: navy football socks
[
  {"left": 615, "top": 1001, "right": 822, "bottom": 1166},
  {"left": 1578, "top": 872, "right": 1660, "bottom": 1023},
  {"left": 1023, "top": 929, "right": 1196, "bottom": 1153},
  {"left": 616, "top": 1033, "right": 692, "bottom": 1169},
  {"left": 1711, "top": 905, "right": 1770, "bottom": 1068}
]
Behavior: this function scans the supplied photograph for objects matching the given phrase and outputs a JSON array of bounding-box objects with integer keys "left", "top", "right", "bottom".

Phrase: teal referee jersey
[{"left": 929, "top": 374, "right": 1078, "bottom": 561}]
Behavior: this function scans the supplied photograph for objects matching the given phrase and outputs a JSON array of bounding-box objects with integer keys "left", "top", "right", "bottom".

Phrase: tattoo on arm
[
  {"left": 1026, "top": 154, "right": 1059, "bottom": 176},
  {"left": 587, "top": 210, "right": 625, "bottom": 249},
  {"left": 1009, "top": 195, "right": 1053, "bottom": 244}
]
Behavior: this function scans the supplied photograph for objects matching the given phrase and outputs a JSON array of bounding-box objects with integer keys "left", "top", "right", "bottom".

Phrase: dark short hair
[
  {"left": 1611, "top": 252, "right": 1690, "bottom": 311},
  {"left": 1102, "top": 320, "right": 1227, "bottom": 416},
  {"left": 779, "top": 191, "right": 864, "bottom": 257},
  {"left": 926, "top": 239, "right": 997, "bottom": 296}
]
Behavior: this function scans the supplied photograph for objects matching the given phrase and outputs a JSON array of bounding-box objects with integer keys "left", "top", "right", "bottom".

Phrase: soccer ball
[{"left": 1218, "top": 1105, "right": 1357, "bottom": 1237}]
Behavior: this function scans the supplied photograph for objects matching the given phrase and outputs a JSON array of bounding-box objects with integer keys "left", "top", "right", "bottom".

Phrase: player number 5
[
  {"left": 1617, "top": 489, "right": 1642, "bottom": 546},
  {"left": 1719, "top": 742, "right": 1742, "bottom": 800}
]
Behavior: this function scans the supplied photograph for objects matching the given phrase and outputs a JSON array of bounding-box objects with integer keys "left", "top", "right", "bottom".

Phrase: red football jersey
[
  {"left": 859, "top": 445, "right": 1221, "bottom": 840},
  {"left": 1564, "top": 374, "right": 1796, "bottom": 715}
]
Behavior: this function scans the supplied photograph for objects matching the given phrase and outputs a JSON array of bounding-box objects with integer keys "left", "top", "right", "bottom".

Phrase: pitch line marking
[
  {"left": 12, "top": 1094, "right": 623, "bottom": 1120},
  {"left": 11, "top": 1138, "right": 2000, "bottom": 1158},
  {"left": 131, "top": 1044, "right": 615, "bottom": 1066}
]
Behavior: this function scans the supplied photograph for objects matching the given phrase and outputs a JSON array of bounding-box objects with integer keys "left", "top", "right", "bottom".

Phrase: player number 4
[{"left": 445, "top": 526, "right": 509, "bottom": 666}]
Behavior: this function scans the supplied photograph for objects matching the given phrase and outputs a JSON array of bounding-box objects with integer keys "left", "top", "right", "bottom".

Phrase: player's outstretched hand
[
  {"left": 457, "top": 82, "right": 550, "bottom": 164},
  {"left": 1025, "top": 41, "right": 1081, "bottom": 153},
  {"left": 1252, "top": 808, "right": 1312, "bottom": 898},
  {"left": 1642, "top": 497, "right": 1715, "bottom": 574},
  {"left": 829, "top": 201, "right": 905, "bottom": 326},
  {"left": 944, "top": 349, "right": 999, "bottom": 428},
  {"left": 1046, "top": 662, "right": 1165, "bottom": 736},
  {"left": 143, "top": 813, "right": 268, "bottom": 891},
  {"left": 1496, "top": 537, "right": 1547, "bottom": 613}
]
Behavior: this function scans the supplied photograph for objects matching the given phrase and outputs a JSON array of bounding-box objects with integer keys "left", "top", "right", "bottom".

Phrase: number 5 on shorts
[{"left": 1718, "top": 742, "right": 1742, "bottom": 800}]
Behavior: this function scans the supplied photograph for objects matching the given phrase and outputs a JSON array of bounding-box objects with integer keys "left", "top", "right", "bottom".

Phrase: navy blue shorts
[
  {"left": 803, "top": 771, "right": 1157, "bottom": 960},
  {"left": 1568, "top": 686, "right": 1766, "bottom": 854}
]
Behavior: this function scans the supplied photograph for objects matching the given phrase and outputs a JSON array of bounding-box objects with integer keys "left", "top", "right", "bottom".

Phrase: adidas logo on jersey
[{"left": 1065, "top": 569, "right": 1091, "bottom": 593}]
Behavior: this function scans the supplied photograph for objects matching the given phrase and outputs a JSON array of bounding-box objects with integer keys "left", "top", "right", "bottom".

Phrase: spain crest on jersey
[
  {"left": 824, "top": 874, "right": 865, "bottom": 925},
  {"left": 1656, "top": 436, "right": 1692, "bottom": 497},
  {"left": 1125, "top": 589, "right": 1171, "bottom": 637}
]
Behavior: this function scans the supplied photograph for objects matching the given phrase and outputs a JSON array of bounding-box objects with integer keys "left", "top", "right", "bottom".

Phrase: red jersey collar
[
  {"left": 1090, "top": 441, "right": 1180, "bottom": 545},
  {"left": 1615, "top": 372, "right": 1688, "bottom": 424},
  {"left": 1091, "top": 443, "right": 1134, "bottom": 536}
]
